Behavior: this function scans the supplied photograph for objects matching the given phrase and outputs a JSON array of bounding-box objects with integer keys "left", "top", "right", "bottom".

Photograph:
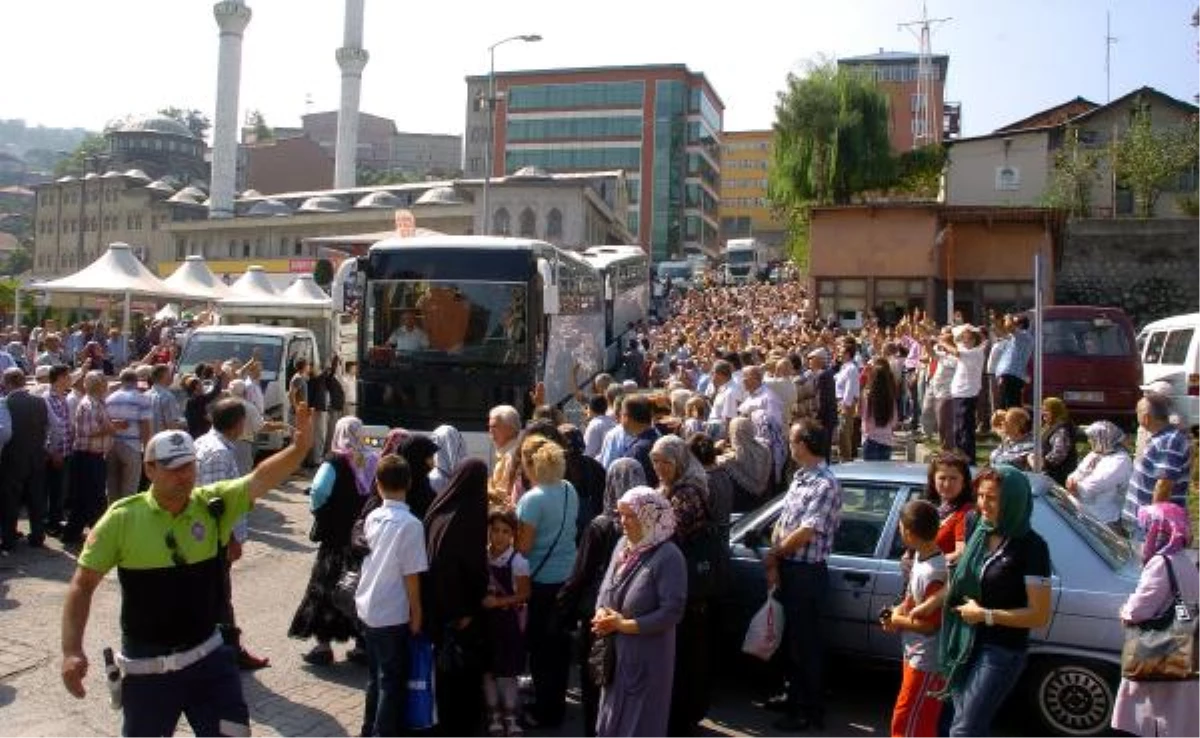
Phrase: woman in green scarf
[{"left": 937, "top": 465, "right": 1053, "bottom": 736}]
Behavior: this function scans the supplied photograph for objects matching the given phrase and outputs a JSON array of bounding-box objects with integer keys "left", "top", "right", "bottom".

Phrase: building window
[
  {"left": 995, "top": 166, "right": 1020, "bottom": 191},
  {"left": 242, "top": 240, "right": 251, "bottom": 258},
  {"left": 294, "top": 239, "right": 303, "bottom": 256},
  {"left": 229, "top": 239, "right": 237, "bottom": 258},
  {"left": 518, "top": 208, "right": 536, "bottom": 238},
  {"left": 546, "top": 208, "right": 563, "bottom": 240},
  {"left": 493, "top": 207, "right": 511, "bottom": 236}
]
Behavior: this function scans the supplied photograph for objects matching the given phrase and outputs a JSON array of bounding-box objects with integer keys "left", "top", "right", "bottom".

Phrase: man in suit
[{"left": 0, "top": 368, "right": 49, "bottom": 553}]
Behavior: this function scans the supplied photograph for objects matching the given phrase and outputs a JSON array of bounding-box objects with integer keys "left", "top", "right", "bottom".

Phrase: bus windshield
[
  {"left": 727, "top": 250, "right": 756, "bottom": 265},
  {"left": 366, "top": 280, "right": 528, "bottom": 366},
  {"left": 178, "top": 334, "right": 284, "bottom": 380}
]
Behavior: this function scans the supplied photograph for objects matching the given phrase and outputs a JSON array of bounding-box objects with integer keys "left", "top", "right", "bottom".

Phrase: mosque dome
[
  {"left": 246, "top": 199, "right": 293, "bottom": 217},
  {"left": 414, "top": 186, "right": 465, "bottom": 206},
  {"left": 116, "top": 114, "right": 196, "bottom": 138},
  {"left": 509, "top": 165, "right": 552, "bottom": 180},
  {"left": 354, "top": 190, "right": 403, "bottom": 209},
  {"left": 297, "top": 195, "right": 347, "bottom": 213}
]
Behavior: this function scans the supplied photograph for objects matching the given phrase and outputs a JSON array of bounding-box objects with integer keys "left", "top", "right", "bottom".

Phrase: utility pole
[
  {"left": 1105, "top": 11, "right": 1118, "bottom": 103},
  {"left": 899, "top": 1, "right": 952, "bottom": 149}
]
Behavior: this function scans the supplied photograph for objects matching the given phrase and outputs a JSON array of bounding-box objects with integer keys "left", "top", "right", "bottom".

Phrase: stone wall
[{"left": 1057, "top": 218, "right": 1199, "bottom": 327}]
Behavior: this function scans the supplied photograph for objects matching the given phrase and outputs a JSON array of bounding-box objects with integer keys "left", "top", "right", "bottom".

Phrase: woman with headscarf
[
  {"left": 428, "top": 424, "right": 468, "bottom": 496},
  {"left": 1112, "top": 501, "right": 1198, "bottom": 736},
  {"left": 649, "top": 434, "right": 713, "bottom": 735},
  {"left": 937, "top": 466, "right": 1053, "bottom": 736},
  {"left": 397, "top": 433, "right": 439, "bottom": 520},
  {"left": 558, "top": 459, "right": 647, "bottom": 737},
  {"left": 718, "top": 416, "right": 771, "bottom": 512},
  {"left": 1038, "top": 397, "right": 1078, "bottom": 486},
  {"left": 1065, "top": 421, "right": 1132, "bottom": 528},
  {"left": 423, "top": 458, "right": 490, "bottom": 735},
  {"left": 289, "top": 416, "right": 379, "bottom": 665},
  {"left": 593, "top": 487, "right": 687, "bottom": 738}
]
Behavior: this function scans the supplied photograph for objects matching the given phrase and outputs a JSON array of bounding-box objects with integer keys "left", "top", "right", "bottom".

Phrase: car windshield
[
  {"left": 178, "top": 334, "right": 284, "bottom": 380},
  {"left": 658, "top": 264, "right": 692, "bottom": 279},
  {"left": 1041, "top": 480, "right": 1135, "bottom": 570},
  {"left": 727, "top": 250, "right": 755, "bottom": 265},
  {"left": 366, "top": 280, "right": 527, "bottom": 366},
  {"left": 1041, "top": 318, "right": 1132, "bottom": 357}
]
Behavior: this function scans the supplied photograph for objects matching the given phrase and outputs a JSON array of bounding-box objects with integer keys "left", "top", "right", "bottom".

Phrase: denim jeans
[
  {"left": 949, "top": 641, "right": 1027, "bottom": 737},
  {"left": 363, "top": 624, "right": 410, "bottom": 737},
  {"left": 862, "top": 439, "right": 893, "bottom": 461},
  {"left": 778, "top": 561, "right": 829, "bottom": 721}
]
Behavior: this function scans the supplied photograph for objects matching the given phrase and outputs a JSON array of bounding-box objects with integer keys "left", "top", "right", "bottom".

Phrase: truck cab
[{"left": 724, "top": 238, "right": 769, "bottom": 284}]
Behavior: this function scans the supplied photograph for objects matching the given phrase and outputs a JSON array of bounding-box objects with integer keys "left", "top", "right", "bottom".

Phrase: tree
[
  {"left": 159, "top": 107, "right": 211, "bottom": 140},
  {"left": 245, "top": 110, "right": 274, "bottom": 141},
  {"left": 1043, "top": 126, "right": 1102, "bottom": 216},
  {"left": 1114, "top": 105, "right": 1199, "bottom": 217},
  {"left": 3, "top": 245, "right": 31, "bottom": 276},
  {"left": 313, "top": 258, "right": 334, "bottom": 288},
  {"left": 53, "top": 134, "right": 108, "bottom": 177},
  {"left": 358, "top": 168, "right": 410, "bottom": 187}
]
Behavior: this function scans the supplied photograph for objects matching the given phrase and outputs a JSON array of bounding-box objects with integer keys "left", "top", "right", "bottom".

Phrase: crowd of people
[{"left": 18, "top": 274, "right": 1194, "bottom": 737}]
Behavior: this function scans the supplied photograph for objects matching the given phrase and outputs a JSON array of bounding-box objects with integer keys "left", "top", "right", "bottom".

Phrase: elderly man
[
  {"left": 739, "top": 365, "right": 784, "bottom": 429},
  {"left": 0, "top": 368, "right": 49, "bottom": 553},
  {"left": 487, "top": 404, "right": 522, "bottom": 506},
  {"left": 1123, "top": 393, "right": 1193, "bottom": 533},
  {"left": 61, "top": 407, "right": 313, "bottom": 735},
  {"left": 105, "top": 369, "right": 153, "bottom": 506},
  {"left": 144, "top": 364, "right": 182, "bottom": 437},
  {"left": 43, "top": 364, "right": 75, "bottom": 539},
  {"left": 61, "top": 371, "right": 123, "bottom": 546}
]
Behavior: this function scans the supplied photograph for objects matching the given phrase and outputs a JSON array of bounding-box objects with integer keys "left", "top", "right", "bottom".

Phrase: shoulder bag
[{"left": 1120, "top": 554, "right": 1199, "bottom": 681}]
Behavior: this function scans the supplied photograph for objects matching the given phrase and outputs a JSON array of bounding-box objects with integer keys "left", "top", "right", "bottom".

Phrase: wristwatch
[{"left": 983, "top": 609, "right": 995, "bottom": 627}]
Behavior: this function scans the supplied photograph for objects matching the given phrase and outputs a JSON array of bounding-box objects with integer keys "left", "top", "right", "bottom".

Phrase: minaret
[
  {"left": 210, "top": 0, "right": 252, "bottom": 219},
  {"left": 334, "top": 0, "right": 368, "bottom": 189}
]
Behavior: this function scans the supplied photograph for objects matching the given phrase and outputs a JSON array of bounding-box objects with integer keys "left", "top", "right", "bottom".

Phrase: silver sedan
[{"left": 724, "top": 461, "right": 1137, "bottom": 737}]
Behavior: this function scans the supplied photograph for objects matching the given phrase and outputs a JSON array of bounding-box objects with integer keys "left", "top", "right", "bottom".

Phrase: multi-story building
[
  {"left": 837, "top": 51, "right": 960, "bottom": 152},
  {"left": 463, "top": 64, "right": 724, "bottom": 261},
  {"left": 300, "top": 112, "right": 462, "bottom": 182},
  {"left": 719, "top": 130, "right": 786, "bottom": 247}
]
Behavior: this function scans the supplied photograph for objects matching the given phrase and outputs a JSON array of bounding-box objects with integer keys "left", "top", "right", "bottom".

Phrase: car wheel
[{"left": 1026, "top": 656, "right": 1118, "bottom": 736}]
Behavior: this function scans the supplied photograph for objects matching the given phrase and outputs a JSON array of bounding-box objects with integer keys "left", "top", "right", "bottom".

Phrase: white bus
[{"left": 581, "top": 245, "right": 650, "bottom": 369}]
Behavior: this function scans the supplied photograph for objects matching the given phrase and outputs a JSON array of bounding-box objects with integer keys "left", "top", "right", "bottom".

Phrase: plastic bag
[
  {"left": 742, "top": 590, "right": 785, "bottom": 661},
  {"left": 406, "top": 634, "right": 437, "bottom": 730}
]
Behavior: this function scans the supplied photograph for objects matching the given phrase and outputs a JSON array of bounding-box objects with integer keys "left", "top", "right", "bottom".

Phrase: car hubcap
[{"left": 1041, "top": 665, "right": 1111, "bottom": 735}]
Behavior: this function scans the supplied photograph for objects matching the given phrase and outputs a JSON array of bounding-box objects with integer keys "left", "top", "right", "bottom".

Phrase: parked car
[
  {"left": 722, "top": 461, "right": 1137, "bottom": 737},
  {"left": 1026, "top": 306, "right": 1143, "bottom": 428},
  {"left": 1136, "top": 312, "right": 1199, "bottom": 434}
]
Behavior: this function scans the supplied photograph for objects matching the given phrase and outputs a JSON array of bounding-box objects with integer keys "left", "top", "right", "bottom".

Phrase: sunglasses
[{"left": 164, "top": 530, "right": 186, "bottom": 567}]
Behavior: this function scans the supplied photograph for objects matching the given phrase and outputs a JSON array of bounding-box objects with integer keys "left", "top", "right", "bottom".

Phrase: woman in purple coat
[{"left": 592, "top": 486, "right": 687, "bottom": 737}]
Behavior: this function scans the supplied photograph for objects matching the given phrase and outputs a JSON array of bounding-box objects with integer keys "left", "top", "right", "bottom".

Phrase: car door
[
  {"left": 826, "top": 479, "right": 909, "bottom": 654},
  {"left": 868, "top": 485, "right": 924, "bottom": 657}
]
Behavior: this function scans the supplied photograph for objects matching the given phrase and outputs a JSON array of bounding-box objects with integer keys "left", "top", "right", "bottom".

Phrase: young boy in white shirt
[{"left": 356, "top": 455, "right": 428, "bottom": 736}]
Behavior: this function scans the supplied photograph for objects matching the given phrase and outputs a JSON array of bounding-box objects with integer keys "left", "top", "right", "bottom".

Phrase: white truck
[
  {"left": 176, "top": 324, "right": 324, "bottom": 452},
  {"left": 724, "top": 238, "right": 777, "bottom": 284}
]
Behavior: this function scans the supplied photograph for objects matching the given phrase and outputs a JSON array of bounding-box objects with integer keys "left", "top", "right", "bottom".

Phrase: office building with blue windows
[{"left": 464, "top": 64, "right": 723, "bottom": 262}]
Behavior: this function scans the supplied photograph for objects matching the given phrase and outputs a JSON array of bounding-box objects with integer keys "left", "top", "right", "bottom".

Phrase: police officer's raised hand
[
  {"left": 291, "top": 402, "right": 314, "bottom": 452},
  {"left": 62, "top": 651, "right": 88, "bottom": 698}
]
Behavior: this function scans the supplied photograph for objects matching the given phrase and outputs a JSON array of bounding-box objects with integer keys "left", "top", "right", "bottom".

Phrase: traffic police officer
[{"left": 61, "top": 404, "right": 314, "bottom": 736}]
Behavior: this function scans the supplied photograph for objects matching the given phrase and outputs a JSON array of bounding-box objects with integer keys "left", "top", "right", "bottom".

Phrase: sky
[{"left": 3, "top": 0, "right": 1196, "bottom": 141}]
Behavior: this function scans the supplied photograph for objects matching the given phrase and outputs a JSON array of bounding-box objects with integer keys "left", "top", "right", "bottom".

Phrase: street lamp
[{"left": 482, "top": 33, "right": 541, "bottom": 235}]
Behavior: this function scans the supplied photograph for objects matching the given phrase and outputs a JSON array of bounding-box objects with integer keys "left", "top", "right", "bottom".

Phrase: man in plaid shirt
[
  {"left": 43, "top": 365, "right": 75, "bottom": 537},
  {"left": 144, "top": 364, "right": 182, "bottom": 435},
  {"left": 194, "top": 397, "right": 270, "bottom": 671},
  {"left": 62, "top": 371, "right": 123, "bottom": 545},
  {"left": 765, "top": 419, "right": 843, "bottom": 732}
]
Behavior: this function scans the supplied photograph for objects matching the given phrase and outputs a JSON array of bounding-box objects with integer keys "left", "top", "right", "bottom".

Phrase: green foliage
[
  {"left": 3, "top": 246, "right": 31, "bottom": 276},
  {"left": 159, "top": 107, "right": 212, "bottom": 140},
  {"left": 893, "top": 144, "right": 948, "bottom": 200},
  {"left": 313, "top": 258, "right": 334, "bottom": 288},
  {"left": 1043, "top": 126, "right": 1103, "bottom": 216},
  {"left": 1114, "top": 105, "right": 1199, "bottom": 218},
  {"left": 246, "top": 110, "right": 274, "bottom": 141},
  {"left": 358, "top": 168, "right": 411, "bottom": 187},
  {"left": 53, "top": 134, "right": 108, "bottom": 177},
  {"left": 1176, "top": 193, "right": 1199, "bottom": 216}
]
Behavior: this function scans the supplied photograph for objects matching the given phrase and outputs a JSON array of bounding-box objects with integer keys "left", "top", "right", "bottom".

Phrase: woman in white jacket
[{"left": 1065, "top": 420, "right": 1131, "bottom": 527}]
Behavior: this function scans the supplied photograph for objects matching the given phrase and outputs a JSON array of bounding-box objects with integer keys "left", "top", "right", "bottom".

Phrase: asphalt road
[{"left": 0, "top": 469, "right": 1023, "bottom": 737}]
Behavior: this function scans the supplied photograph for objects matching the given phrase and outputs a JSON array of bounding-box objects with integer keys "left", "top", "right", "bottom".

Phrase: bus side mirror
[{"left": 537, "top": 257, "right": 559, "bottom": 314}]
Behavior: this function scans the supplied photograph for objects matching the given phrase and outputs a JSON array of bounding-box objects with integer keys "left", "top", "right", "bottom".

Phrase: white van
[{"left": 1136, "top": 312, "right": 1199, "bottom": 433}]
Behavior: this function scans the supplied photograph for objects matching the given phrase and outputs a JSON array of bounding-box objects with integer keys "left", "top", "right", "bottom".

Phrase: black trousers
[
  {"left": 64, "top": 452, "right": 106, "bottom": 540},
  {"left": 778, "top": 561, "right": 829, "bottom": 721},
  {"left": 669, "top": 600, "right": 711, "bottom": 736},
  {"left": 997, "top": 375, "right": 1025, "bottom": 411},
  {"left": 954, "top": 395, "right": 978, "bottom": 464},
  {"left": 0, "top": 458, "right": 47, "bottom": 546},
  {"left": 44, "top": 456, "right": 68, "bottom": 530},
  {"left": 527, "top": 581, "right": 570, "bottom": 727}
]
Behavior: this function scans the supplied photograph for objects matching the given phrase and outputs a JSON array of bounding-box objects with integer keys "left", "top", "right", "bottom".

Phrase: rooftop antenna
[
  {"left": 304, "top": 92, "right": 314, "bottom": 114},
  {"left": 898, "top": 0, "right": 951, "bottom": 149},
  {"left": 1105, "top": 11, "right": 1118, "bottom": 103}
]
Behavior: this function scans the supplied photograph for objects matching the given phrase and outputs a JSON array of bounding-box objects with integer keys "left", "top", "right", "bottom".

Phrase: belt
[{"left": 116, "top": 630, "right": 223, "bottom": 676}]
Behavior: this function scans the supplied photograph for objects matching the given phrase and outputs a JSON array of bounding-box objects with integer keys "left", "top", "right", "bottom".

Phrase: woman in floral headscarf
[
  {"left": 1065, "top": 421, "right": 1132, "bottom": 527},
  {"left": 1112, "top": 501, "right": 1198, "bottom": 736},
  {"left": 289, "top": 416, "right": 378, "bottom": 665},
  {"left": 593, "top": 487, "right": 687, "bottom": 737}
]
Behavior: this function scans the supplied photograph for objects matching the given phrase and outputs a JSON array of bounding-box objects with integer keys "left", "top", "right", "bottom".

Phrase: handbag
[
  {"left": 331, "top": 567, "right": 360, "bottom": 620},
  {"left": 588, "top": 550, "right": 652, "bottom": 687},
  {"left": 1120, "top": 554, "right": 1199, "bottom": 681},
  {"left": 406, "top": 634, "right": 437, "bottom": 729}
]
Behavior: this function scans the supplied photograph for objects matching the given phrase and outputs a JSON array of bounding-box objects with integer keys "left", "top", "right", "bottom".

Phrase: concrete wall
[
  {"left": 243, "top": 136, "right": 333, "bottom": 195},
  {"left": 946, "top": 130, "right": 1050, "bottom": 207},
  {"left": 1058, "top": 218, "right": 1199, "bottom": 326},
  {"left": 810, "top": 207, "right": 938, "bottom": 277}
]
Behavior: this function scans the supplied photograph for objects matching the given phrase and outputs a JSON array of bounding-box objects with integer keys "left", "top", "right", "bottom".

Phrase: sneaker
[
  {"left": 504, "top": 714, "right": 524, "bottom": 737},
  {"left": 486, "top": 713, "right": 505, "bottom": 737},
  {"left": 301, "top": 645, "right": 333, "bottom": 666}
]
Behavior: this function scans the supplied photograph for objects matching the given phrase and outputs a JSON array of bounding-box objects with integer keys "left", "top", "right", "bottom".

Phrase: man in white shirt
[
  {"left": 764, "top": 358, "right": 799, "bottom": 427},
  {"left": 356, "top": 455, "right": 427, "bottom": 737},
  {"left": 708, "top": 360, "right": 745, "bottom": 432},
  {"left": 388, "top": 309, "right": 430, "bottom": 352},
  {"left": 942, "top": 325, "right": 986, "bottom": 463},
  {"left": 834, "top": 338, "right": 862, "bottom": 462},
  {"left": 583, "top": 394, "right": 616, "bottom": 458},
  {"left": 739, "top": 365, "right": 784, "bottom": 429}
]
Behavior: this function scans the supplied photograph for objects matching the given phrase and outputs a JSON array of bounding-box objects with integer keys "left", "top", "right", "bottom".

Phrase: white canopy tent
[
  {"left": 19, "top": 242, "right": 192, "bottom": 339},
  {"left": 163, "top": 255, "right": 232, "bottom": 301}
]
